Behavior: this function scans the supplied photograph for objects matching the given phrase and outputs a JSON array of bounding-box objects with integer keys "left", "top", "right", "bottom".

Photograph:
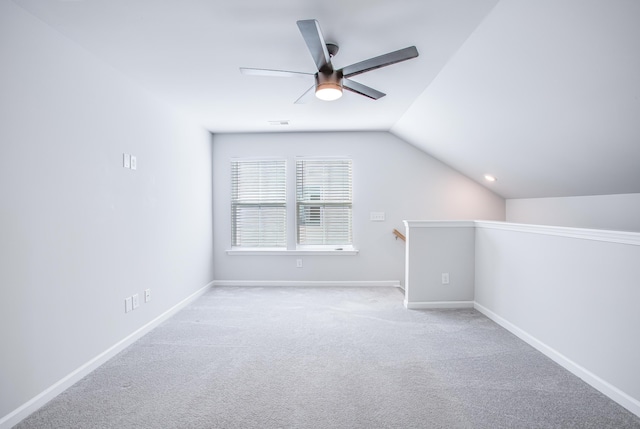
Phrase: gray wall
[
  {"left": 404, "top": 222, "right": 476, "bottom": 307},
  {"left": 506, "top": 193, "right": 640, "bottom": 232},
  {"left": 0, "top": 2, "right": 213, "bottom": 421},
  {"left": 212, "top": 132, "right": 504, "bottom": 284}
]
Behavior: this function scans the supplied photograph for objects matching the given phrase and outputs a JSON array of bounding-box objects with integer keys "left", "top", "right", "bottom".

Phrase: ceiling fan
[{"left": 240, "top": 19, "right": 419, "bottom": 103}]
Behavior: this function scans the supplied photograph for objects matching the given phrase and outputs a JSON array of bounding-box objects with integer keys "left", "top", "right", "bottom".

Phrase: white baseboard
[
  {"left": 474, "top": 302, "right": 640, "bottom": 418},
  {"left": 212, "top": 280, "right": 402, "bottom": 287},
  {"left": 0, "top": 281, "right": 214, "bottom": 429},
  {"left": 404, "top": 300, "right": 474, "bottom": 309}
]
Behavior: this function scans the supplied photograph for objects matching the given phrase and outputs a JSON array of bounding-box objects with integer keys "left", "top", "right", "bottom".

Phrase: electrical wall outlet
[
  {"left": 130, "top": 155, "right": 137, "bottom": 170},
  {"left": 123, "top": 153, "right": 131, "bottom": 168},
  {"left": 125, "top": 297, "right": 133, "bottom": 313},
  {"left": 441, "top": 273, "right": 450, "bottom": 285},
  {"left": 144, "top": 288, "right": 151, "bottom": 303},
  {"left": 132, "top": 293, "right": 140, "bottom": 309},
  {"left": 296, "top": 258, "right": 303, "bottom": 268}
]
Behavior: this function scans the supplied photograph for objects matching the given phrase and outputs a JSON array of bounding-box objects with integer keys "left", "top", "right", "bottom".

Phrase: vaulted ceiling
[{"left": 14, "top": 0, "right": 640, "bottom": 199}]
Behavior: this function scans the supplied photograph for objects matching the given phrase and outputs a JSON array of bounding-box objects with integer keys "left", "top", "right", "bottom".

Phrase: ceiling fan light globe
[{"left": 315, "top": 83, "right": 343, "bottom": 101}]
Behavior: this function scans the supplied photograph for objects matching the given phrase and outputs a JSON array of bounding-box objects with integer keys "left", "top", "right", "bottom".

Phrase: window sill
[{"left": 226, "top": 249, "right": 359, "bottom": 256}]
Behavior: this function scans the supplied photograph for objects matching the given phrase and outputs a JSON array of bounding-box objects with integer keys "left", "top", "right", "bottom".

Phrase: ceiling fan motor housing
[{"left": 316, "top": 70, "right": 343, "bottom": 89}]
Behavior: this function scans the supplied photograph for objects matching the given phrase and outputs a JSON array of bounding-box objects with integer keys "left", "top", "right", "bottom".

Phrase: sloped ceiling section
[
  {"left": 13, "top": 0, "right": 640, "bottom": 199},
  {"left": 392, "top": 0, "right": 640, "bottom": 199}
]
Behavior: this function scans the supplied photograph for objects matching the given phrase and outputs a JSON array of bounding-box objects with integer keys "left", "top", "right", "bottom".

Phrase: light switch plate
[{"left": 370, "top": 212, "right": 385, "bottom": 221}]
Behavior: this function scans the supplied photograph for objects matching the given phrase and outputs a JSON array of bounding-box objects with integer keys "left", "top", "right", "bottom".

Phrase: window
[
  {"left": 296, "top": 159, "right": 352, "bottom": 246},
  {"left": 231, "top": 159, "right": 286, "bottom": 248}
]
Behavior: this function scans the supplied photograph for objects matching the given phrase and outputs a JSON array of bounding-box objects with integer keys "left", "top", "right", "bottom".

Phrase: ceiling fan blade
[
  {"left": 294, "top": 85, "right": 316, "bottom": 104},
  {"left": 297, "top": 19, "right": 332, "bottom": 72},
  {"left": 343, "top": 79, "right": 386, "bottom": 100},
  {"left": 341, "top": 46, "right": 419, "bottom": 78},
  {"left": 240, "top": 67, "right": 314, "bottom": 78}
]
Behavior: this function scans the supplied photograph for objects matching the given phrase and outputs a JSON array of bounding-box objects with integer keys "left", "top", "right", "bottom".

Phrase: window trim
[{"left": 226, "top": 249, "right": 359, "bottom": 256}]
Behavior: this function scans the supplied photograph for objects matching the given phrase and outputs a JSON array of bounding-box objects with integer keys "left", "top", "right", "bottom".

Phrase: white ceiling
[{"left": 14, "top": 0, "right": 640, "bottom": 199}]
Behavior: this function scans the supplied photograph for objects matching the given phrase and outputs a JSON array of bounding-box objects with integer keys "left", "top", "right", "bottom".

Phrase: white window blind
[
  {"left": 231, "top": 160, "right": 286, "bottom": 248},
  {"left": 296, "top": 159, "right": 352, "bottom": 246}
]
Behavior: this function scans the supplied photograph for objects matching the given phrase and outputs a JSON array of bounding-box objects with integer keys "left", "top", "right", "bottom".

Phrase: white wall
[
  {"left": 0, "top": 2, "right": 213, "bottom": 424},
  {"left": 507, "top": 193, "right": 640, "bottom": 232},
  {"left": 212, "top": 132, "right": 504, "bottom": 284},
  {"left": 475, "top": 222, "right": 640, "bottom": 416}
]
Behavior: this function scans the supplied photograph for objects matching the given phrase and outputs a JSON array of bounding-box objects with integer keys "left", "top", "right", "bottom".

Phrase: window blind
[
  {"left": 231, "top": 160, "right": 286, "bottom": 248},
  {"left": 296, "top": 159, "right": 352, "bottom": 246}
]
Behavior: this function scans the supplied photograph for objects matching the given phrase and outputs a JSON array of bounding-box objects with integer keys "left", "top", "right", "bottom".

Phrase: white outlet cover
[
  {"left": 123, "top": 153, "right": 131, "bottom": 168},
  {"left": 130, "top": 155, "right": 137, "bottom": 170},
  {"left": 132, "top": 293, "right": 140, "bottom": 309},
  {"left": 144, "top": 288, "right": 151, "bottom": 302},
  {"left": 125, "top": 297, "right": 133, "bottom": 313}
]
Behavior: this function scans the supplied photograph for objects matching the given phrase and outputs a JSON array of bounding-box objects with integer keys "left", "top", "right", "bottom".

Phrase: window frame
[{"left": 227, "top": 156, "right": 356, "bottom": 254}]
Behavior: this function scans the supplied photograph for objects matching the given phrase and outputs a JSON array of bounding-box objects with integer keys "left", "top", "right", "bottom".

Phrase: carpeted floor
[{"left": 17, "top": 287, "right": 640, "bottom": 428}]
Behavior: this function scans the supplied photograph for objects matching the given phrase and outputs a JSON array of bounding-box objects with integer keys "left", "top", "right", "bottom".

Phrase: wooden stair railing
[{"left": 393, "top": 229, "right": 406, "bottom": 242}]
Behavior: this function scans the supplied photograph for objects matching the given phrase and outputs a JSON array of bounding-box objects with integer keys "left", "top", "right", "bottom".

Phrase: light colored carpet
[{"left": 17, "top": 287, "right": 640, "bottom": 428}]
